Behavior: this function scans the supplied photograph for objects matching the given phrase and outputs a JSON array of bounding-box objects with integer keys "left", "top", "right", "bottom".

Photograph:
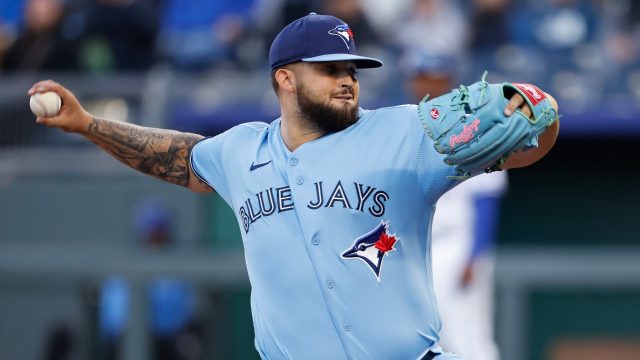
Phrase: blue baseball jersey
[{"left": 190, "top": 104, "right": 461, "bottom": 359}]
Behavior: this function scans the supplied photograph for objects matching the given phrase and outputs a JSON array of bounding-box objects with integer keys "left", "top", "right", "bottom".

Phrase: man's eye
[{"left": 323, "top": 66, "right": 337, "bottom": 75}]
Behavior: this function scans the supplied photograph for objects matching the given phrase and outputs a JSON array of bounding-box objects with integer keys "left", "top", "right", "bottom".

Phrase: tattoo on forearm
[{"left": 87, "top": 117, "right": 204, "bottom": 187}]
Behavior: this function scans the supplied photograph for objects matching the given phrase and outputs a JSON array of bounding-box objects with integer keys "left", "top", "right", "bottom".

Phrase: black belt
[{"left": 421, "top": 351, "right": 437, "bottom": 360}]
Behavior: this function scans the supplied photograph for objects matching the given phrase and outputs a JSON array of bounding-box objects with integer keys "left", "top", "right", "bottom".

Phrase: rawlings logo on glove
[
  {"left": 418, "top": 73, "right": 557, "bottom": 177},
  {"left": 449, "top": 118, "right": 480, "bottom": 148}
]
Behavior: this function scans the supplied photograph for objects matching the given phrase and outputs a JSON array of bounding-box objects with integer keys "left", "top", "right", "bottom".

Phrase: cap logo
[{"left": 328, "top": 24, "right": 354, "bottom": 50}]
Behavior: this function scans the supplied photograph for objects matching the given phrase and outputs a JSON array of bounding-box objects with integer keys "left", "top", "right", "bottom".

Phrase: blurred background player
[
  {"left": 99, "top": 199, "right": 200, "bottom": 360},
  {"left": 432, "top": 172, "right": 506, "bottom": 360},
  {"left": 402, "top": 49, "right": 507, "bottom": 360}
]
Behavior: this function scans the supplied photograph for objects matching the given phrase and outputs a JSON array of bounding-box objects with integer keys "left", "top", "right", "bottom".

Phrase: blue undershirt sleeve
[{"left": 470, "top": 195, "right": 502, "bottom": 260}]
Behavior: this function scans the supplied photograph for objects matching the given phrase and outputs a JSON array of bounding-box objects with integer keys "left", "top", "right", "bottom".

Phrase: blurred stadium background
[{"left": 0, "top": 0, "right": 639, "bottom": 359}]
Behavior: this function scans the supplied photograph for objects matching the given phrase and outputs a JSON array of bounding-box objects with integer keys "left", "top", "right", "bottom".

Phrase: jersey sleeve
[
  {"left": 190, "top": 133, "right": 233, "bottom": 205},
  {"left": 407, "top": 105, "right": 461, "bottom": 203}
]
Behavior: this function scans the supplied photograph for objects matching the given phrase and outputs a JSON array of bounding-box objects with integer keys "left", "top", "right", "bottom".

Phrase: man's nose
[{"left": 339, "top": 74, "right": 355, "bottom": 87}]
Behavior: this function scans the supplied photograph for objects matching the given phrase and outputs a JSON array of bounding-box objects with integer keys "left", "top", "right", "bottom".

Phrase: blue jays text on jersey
[
  {"left": 190, "top": 105, "right": 465, "bottom": 360},
  {"left": 239, "top": 180, "right": 389, "bottom": 234}
]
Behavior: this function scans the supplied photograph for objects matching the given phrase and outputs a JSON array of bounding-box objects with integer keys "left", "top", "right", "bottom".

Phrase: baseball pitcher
[{"left": 29, "top": 13, "right": 558, "bottom": 360}]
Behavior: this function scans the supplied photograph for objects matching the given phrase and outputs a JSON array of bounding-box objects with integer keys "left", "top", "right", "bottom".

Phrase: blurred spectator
[
  {"left": 100, "top": 277, "right": 129, "bottom": 359},
  {"left": 537, "top": 0, "right": 597, "bottom": 51},
  {"left": 400, "top": 49, "right": 457, "bottom": 101},
  {"left": 133, "top": 198, "right": 174, "bottom": 247},
  {"left": 359, "top": 0, "right": 413, "bottom": 34},
  {"left": 99, "top": 199, "right": 199, "bottom": 360},
  {"left": 2, "top": 0, "right": 81, "bottom": 71},
  {"left": 0, "top": 0, "right": 24, "bottom": 65},
  {"left": 508, "top": 0, "right": 598, "bottom": 54},
  {"left": 79, "top": 0, "right": 161, "bottom": 72},
  {"left": 319, "top": 0, "right": 381, "bottom": 49},
  {"left": 470, "top": 0, "right": 510, "bottom": 52},
  {"left": 149, "top": 279, "right": 198, "bottom": 360},
  {"left": 393, "top": 0, "right": 469, "bottom": 61},
  {"left": 463, "top": 0, "right": 512, "bottom": 80},
  {"left": 0, "top": 1, "right": 23, "bottom": 31},
  {"left": 254, "top": 0, "right": 315, "bottom": 38},
  {"left": 136, "top": 199, "right": 200, "bottom": 360},
  {"left": 627, "top": 0, "right": 640, "bottom": 35},
  {"left": 156, "top": 0, "right": 258, "bottom": 71},
  {"left": 505, "top": 0, "right": 601, "bottom": 104},
  {"left": 251, "top": 0, "right": 316, "bottom": 69},
  {"left": 599, "top": 0, "right": 640, "bottom": 67},
  {"left": 43, "top": 323, "right": 75, "bottom": 360}
]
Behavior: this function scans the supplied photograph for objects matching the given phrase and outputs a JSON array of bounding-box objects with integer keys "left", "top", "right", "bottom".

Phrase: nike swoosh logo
[{"left": 250, "top": 161, "right": 272, "bottom": 171}]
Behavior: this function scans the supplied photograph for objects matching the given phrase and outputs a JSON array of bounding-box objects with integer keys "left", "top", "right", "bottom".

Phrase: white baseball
[{"left": 30, "top": 91, "right": 62, "bottom": 117}]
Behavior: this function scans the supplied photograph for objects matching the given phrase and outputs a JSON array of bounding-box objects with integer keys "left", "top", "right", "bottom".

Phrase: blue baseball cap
[{"left": 269, "top": 13, "right": 383, "bottom": 70}]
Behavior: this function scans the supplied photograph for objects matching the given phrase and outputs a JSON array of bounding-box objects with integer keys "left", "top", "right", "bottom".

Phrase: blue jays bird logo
[
  {"left": 342, "top": 221, "right": 398, "bottom": 281},
  {"left": 328, "top": 24, "right": 354, "bottom": 50}
]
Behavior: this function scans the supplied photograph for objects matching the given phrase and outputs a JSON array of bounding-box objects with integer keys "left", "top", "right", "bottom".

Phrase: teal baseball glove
[{"left": 418, "top": 73, "right": 557, "bottom": 177}]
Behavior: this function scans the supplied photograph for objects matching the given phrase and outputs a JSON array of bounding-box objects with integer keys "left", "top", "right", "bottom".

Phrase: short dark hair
[{"left": 271, "top": 68, "right": 279, "bottom": 94}]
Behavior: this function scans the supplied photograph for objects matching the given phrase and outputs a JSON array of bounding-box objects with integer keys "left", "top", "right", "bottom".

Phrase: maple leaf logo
[
  {"left": 374, "top": 232, "right": 397, "bottom": 253},
  {"left": 342, "top": 221, "right": 399, "bottom": 281}
]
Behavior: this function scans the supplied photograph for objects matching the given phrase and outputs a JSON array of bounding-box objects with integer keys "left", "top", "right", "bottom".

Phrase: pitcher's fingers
[
  {"left": 29, "top": 80, "right": 62, "bottom": 95},
  {"left": 28, "top": 81, "right": 72, "bottom": 105},
  {"left": 35, "top": 116, "right": 56, "bottom": 126},
  {"left": 504, "top": 93, "right": 525, "bottom": 116},
  {"left": 520, "top": 104, "right": 533, "bottom": 119},
  {"left": 28, "top": 81, "right": 78, "bottom": 112}
]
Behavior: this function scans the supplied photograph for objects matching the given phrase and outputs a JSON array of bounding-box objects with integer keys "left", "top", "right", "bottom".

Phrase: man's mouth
[{"left": 333, "top": 94, "right": 353, "bottom": 101}]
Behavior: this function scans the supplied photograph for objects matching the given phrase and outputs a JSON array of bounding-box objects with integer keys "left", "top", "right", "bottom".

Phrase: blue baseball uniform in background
[{"left": 191, "top": 104, "right": 463, "bottom": 359}]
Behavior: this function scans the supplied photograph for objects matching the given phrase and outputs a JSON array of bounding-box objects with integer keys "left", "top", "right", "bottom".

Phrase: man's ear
[{"left": 275, "top": 68, "right": 296, "bottom": 93}]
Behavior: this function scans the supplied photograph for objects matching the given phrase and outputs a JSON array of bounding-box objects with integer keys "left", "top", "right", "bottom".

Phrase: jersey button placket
[{"left": 289, "top": 157, "right": 298, "bottom": 166}]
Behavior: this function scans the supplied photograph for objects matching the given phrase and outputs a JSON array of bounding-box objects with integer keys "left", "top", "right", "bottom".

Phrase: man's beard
[{"left": 296, "top": 85, "right": 359, "bottom": 133}]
